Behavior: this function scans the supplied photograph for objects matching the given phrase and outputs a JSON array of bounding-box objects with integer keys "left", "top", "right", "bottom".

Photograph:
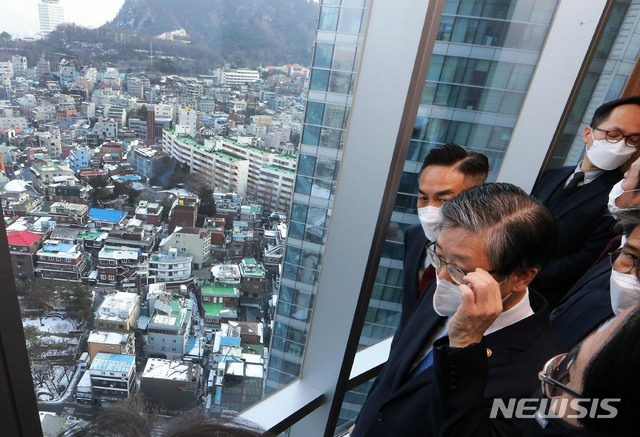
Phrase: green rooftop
[
  {"left": 150, "top": 299, "right": 192, "bottom": 329},
  {"left": 242, "top": 342, "right": 264, "bottom": 357},
  {"left": 261, "top": 164, "right": 295, "bottom": 175},
  {"left": 77, "top": 231, "right": 105, "bottom": 241},
  {"left": 248, "top": 204, "right": 262, "bottom": 215},
  {"left": 239, "top": 258, "right": 266, "bottom": 278},
  {"left": 203, "top": 302, "right": 238, "bottom": 318},
  {"left": 102, "top": 245, "right": 138, "bottom": 253},
  {"left": 277, "top": 153, "right": 296, "bottom": 161},
  {"left": 214, "top": 151, "right": 245, "bottom": 163},
  {"left": 201, "top": 284, "right": 240, "bottom": 297},
  {"left": 223, "top": 137, "right": 271, "bottom": 155}
]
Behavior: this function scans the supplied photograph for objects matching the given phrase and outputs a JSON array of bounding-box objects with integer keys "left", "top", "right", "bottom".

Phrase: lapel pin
[{"left": 486, "top": 348, "right": 492, "bottom": 358}]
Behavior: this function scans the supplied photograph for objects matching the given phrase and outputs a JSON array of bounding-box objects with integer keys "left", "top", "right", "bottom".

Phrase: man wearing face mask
[
  {"left": 531, "top": 96, "right": 640, "bottom": 308},
  {"left": 607, "top": 154, "right": 640, "bottom": 219},
  {"left": 550, "top": 208, "right": 640, "bottom": 349},
  {"left": 351, "top": 183, "right": 563, "bottom": 437},
  {"left": 396, "top": 144, "right": 489, "bottom": 339}
]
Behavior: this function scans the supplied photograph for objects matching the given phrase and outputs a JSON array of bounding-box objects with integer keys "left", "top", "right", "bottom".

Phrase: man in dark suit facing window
[
  {"left": 396, "top": 144, "right": 488, "bottom": 341},
  {"left": 351, "top": 183, "right": 563, "bottom": 437},
  {"left": 531, "top": 96, "right": 640, "bottom": 307}
]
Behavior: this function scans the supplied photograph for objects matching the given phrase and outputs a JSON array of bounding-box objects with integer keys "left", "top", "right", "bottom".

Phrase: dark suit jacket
[
  {"left": 353, "top": 290, "right": 562, "bottom": 437},
  {"left": 550, "top": 257, "right": 614, "bottom": 349},
  {"left": 395, "top": 223, "right": 429, "bottom": 342},
  {"left": 530, "top": 166, "right": 620, "bottom": 307}
]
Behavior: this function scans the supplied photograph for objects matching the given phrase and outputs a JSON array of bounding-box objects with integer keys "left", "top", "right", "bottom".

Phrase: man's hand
[{"left": 448, "top": 268, "right": 503, "bottom": 348}]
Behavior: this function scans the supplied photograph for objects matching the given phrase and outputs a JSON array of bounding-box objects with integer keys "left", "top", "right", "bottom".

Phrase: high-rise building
[
  {"left": 267, "top": 0, "right": 640, "bottom": 433},
  {"left": 38, "top": 0, "right": 64, "bottom": 36},
  {"left": 547, "top": 0, "right": 640, "bottom": 167},
  {"left": 266, "top": 0, "right": 370, "bottom": 393}
]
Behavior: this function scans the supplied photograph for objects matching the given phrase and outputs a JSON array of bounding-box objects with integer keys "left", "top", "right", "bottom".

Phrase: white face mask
[
  {"left": 433, "top": 275, "right": 461, "bottom": 317},
  {"left": 608, "top": 180, "right": 625, "bottom": 217},
  {"left": 433, "top": 274, "right": 512, "bottom": 317},
  {"left": 417, "top": 205, "right": 441, "bottom": 242},
  {"left": 607, "top": 179, "right": 640, "bottom": 217},
  {"left": 586, "top": 132, "right": 635, "bottom": 171},
  {"left": 609, "top": 269, "right": 640, "bottom": 316}
]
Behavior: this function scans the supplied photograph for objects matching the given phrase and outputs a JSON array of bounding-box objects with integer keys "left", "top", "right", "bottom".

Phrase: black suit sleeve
[{"left": 432, "top": 337, "right": 519, "bottom": 437}]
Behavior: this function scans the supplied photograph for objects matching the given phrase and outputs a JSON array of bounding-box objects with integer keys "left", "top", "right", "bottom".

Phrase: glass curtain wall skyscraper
[
  {"left": 547, "top": 0, "right": 640, "bottom": 168},
  {"left": 361, "top": 0, "right": 559, "bottom": 346},
  {"left": 268, "top": 0, "right": 560, "bottom": 394},
  {"left": 266, "top": 0, "right": 370, "bottom": 393},
  {"left": 336, "top": 0, "right": 560, "bottom": 430}
]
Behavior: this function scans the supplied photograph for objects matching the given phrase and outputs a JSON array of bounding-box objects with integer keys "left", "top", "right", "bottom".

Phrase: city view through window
[
  {"left": 0, "top": 0, "right": 320, "bottom": 432},
  {"left": 1, "top": 0, "right": 640, "bottom": 435}
]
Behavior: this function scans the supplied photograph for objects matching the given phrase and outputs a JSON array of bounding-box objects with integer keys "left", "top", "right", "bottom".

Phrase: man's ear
[
  {"left": 583, "top": 125, "right": 593, "bottom": 145},
  {"left": 509, "top": 268, "right": 538, "bottom": 293}
]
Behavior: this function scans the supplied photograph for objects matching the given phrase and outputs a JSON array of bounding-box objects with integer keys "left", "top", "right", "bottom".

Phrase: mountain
[{"left": 103, "top": 0, "right": 320, "bottom": 66}]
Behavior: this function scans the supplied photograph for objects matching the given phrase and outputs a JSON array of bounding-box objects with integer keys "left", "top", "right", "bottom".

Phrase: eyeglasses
[
  {"left": 426, "top": 243, "right": 497, "bottom": 285},
  {"left": 609, "top": 248, "right": 640, "bottom": 278},
  {"left": 538, "top": 350, "right": 583, "bottom": 399},
  {"left": 593, "top": 127, "right": 640, "bottom": 148}
]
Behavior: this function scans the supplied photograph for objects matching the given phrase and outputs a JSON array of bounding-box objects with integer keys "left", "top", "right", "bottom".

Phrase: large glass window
[{"left": 545, "top": 0, "right": 638, "bottom": 169}]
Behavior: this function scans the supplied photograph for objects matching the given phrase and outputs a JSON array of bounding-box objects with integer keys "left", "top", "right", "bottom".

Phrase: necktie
[
  {"left": 565, "top": 171, "right": 585, "bottom": 189},
  {"left": 417, "top": 265, "right": 436, "bottom": 297},
  {"left": 410, "top": 331, "right": 447, "bottom": 379}
]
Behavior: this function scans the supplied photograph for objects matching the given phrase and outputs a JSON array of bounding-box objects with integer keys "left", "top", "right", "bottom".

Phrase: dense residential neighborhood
[{"left": 0, "top": 43, "right": 306, "bottom": 421}]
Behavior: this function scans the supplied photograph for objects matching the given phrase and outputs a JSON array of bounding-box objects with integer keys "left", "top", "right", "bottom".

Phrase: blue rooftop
[
  {"left": 112, "top": 174, "right": 142, "bottom": 182},
  {"left": 89, "top": 208, "right": 127, "bottom": 224},
  {"left": 220, "top": 337, "right": 242, "bottom": 347},
  {"left": 90, "top": 353, "right": 135, "bottom": 373},
  {"left": 43, "top": 242, "right": 76, "bottom": 253},
  {"left": 187, "top": 336, "right": 197, "bottom": 350}
]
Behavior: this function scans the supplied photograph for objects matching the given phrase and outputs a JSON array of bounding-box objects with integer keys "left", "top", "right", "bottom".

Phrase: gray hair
[
  {"left": 614, "top": 207, "right": 640, "bottom": 236},
  {"left": 439, "top": 182, "right": 560, "bottom": 276}
]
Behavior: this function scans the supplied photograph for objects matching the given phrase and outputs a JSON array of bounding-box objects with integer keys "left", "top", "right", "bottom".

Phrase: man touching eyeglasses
[{"left": 350, "top": 183, "right": 564, "bottom": 437}]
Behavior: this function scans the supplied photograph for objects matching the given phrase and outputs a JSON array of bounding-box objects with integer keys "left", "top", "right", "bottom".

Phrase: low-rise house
[
  {"left": 94, "top": 291, "right": 140, "bottom": 331},
  {"left": 168, "top": 195, "right": 199, "bottom": 233},
  {"left": 201, "top": 284, "right": 239, "bottom": 329},
  {"left": 160, "top": 226, "right": 211, "bottom": 269},
  {"left": 238, "top": 258, "right": 266, "bottom": 298},
  {"left": 148, "top": 248, "right": 192, "bottom": 283},
  {"left": 36, "top": 240, "right": 88, "bottom": 282},
  {"left": 45, "top": 179, "right": 91, "bottom": 204},
  {"left": 87, "top": 330, "right": 135, "bottom": 361},
  {"left": 29, "top": 160, "right": 74, "bottom": 194},
  {"left": 1, "top": 179, "right": 43, "bottom": 216},
  {"left": 104, "top": 220, "right": 161, "bottom": 255},
  {"left": 47, "top": 201, "right": 89, "bottom": 225},
  {"left": 210, "top": 264, "right": 241, "bottom": 286},
  {"left": 88, "top": 208, "right": 128, "bottom": 228},
  {"left": 219, "top": 357, "right": 264, "bottom": 413},
  {"left": 7, "top": 230, "right": 45, "bottom": 279},
  {"left": 203, "top": 217, "right": 226, "bottom": 246},
  {"left": 97, "top": 246, "right": 148, "bottom": 288},
  {"left": 147, "top": 297, "right": 193, "bottom": 360},
  {"left": 140, "top": 358, "right": 201, "bottom": 410},
  {"left": 134, "top": 200, "right": 163, "bottom": 225},
  {"left": 88, "top": 353, "right": 136, "bottom": 403}
]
